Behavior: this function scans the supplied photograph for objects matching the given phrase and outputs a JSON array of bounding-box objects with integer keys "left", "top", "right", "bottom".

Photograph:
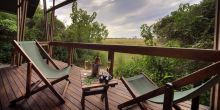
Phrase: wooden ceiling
[{"left": 0, "top": 0, "right": 40, "bottom": 18}]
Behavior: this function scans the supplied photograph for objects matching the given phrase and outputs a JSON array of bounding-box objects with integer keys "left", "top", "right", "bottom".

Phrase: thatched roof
[{"left": 0, "top": 0, "right": 40, "bottom": 18}]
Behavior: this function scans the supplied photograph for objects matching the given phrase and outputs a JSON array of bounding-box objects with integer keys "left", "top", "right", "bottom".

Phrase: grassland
[
  {"left": 99, "top": 38, "right": 145, "bottom": 69},
  {"left": 101, "top": 38, "right": 145, "bottom": 46}
]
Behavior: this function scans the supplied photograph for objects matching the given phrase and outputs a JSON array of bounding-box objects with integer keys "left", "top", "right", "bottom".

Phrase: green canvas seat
[
  {"left": 19, "top": 41, "right": 71, "bottom": 78},
  {"left": 10, "top": 40, "right": 71, "bottom": 106}
]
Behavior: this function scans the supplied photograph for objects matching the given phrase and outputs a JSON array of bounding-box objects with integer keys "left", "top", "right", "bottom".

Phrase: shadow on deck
[{"left": 0, "top": 60, "right": 209, "bottom": 110}]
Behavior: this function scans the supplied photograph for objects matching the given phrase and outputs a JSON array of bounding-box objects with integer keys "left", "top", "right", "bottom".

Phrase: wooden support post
[
  {"left": 15, "top": 0, "right": 28, "bottom": 66},
  {"left": 11, "top": 49, "right": 17, "bottom": 66},
  {"left": 108, "top": 51, "right": 114, "bottom": 76},
  {"left": 16, "top": 0, "right": 21, "bottom": 66},
  {"left": 163, "top": 83, "right": 174, "bottom": 110},
  {"left": 43, "top": 0, "right": 49, "bottom": 41},
  {"left": 19, "top": 0, "right": 28, "bottom": 66},
  {"left": 68, "top": 47, "right": 73, "bottom": 65},
  {"left": 211, "top": 0, "right": 220, "bottom": 110},
  {"left": 191, "top": 83, "right": 200, "bottom": 110},
  {"left": 50, "top": 0, "right": 55, "bottom": 42},
  {"left": 49, "top": 45, "right": 53, "bottom": 57},
  {"left": 26, "top": 62, "right": 32, "bottom": 97}
]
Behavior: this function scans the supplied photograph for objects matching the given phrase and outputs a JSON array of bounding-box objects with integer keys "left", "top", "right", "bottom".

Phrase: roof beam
[{"left": 46, "top": 0, "right": 76, "bottom": 13}]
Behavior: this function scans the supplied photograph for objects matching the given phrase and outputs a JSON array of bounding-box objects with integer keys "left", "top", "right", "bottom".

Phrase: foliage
[
  {"left": 25, "top": 7, "right": 65, "bottom": 41},
  {"left": 83, "top": 76, "right": 97, "bottom": 85},
  {"left": 0, "top": 43, "right": 13, "bottom": 63},
  {"left": 0, "top": 12, "right": 16, "bottom": 63},
  {"left": 152, "top": 0, "right": 215, "bottom": 48},
  {"left": 121, "top": 0, "right": 215, "bottom": 105},
  {"left": 65, "top": 2, "right": 108, "bottom": 43},
  {"left": 0, "top": 7, "right": 66, "bottom": 63},
  {"left": 60, "top": 1, "right": 108, "bottom": 66},
  {"left": 140, "top": 24, "right": 155, "bottom": 46}
]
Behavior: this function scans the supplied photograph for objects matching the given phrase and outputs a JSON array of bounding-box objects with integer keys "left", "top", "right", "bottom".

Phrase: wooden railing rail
[{"left": 46, "top": 41, "right": 220, "bottom": 76}]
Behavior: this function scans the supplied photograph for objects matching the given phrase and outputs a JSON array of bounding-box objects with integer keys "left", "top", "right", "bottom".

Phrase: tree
[
  {"left": 25, "top": 7, "right": 65, "bottom": 41},
  {"left": 65, "top": 2, "right": 108, "bottom": 43},
  {"left": 61, "top": 1, "right": 109, "bottom": 66},
  {"left": 140, "top": 24, "right": 154, "bottom": 45},
  {"left": 152, "top": 0, "right": 215, "bottom": 48},
  {"left": 0, "top": 7, "right": 66, "bottom": 63},
  {"left": 0, "top": 12, "right": 16, "bottom": 63}
]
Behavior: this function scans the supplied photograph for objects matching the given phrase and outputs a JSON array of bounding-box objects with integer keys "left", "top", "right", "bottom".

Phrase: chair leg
[
  {"left": 10, "top": 77, "right": 67, "bottom": 106},
  {"left": 62, "top": 79, "right": 70, "bottom": 97},
  {"left": 138, "top": 102, "right": 147, "bottom": 110},
  {"left": 191, "top": 96, "right": 199, "bottom": 110},
  {"left": 81, "top": 92, "right": 85, "bottom": 110},
  {"left": 173, "top": 104, "right": 181, "bottom": 110},
  {"left": 48, "top": 84, "right": 65, "bottom": 103}
]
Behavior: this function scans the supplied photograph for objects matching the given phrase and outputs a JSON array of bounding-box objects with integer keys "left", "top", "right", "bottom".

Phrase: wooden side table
[{"left": 80, "top": 70, "right": 118, "bottom": 110}]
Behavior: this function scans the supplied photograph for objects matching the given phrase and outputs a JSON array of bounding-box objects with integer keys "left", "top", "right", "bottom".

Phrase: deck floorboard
[{"left": 0, "top": 60, "right": 209, "bottom": 110}]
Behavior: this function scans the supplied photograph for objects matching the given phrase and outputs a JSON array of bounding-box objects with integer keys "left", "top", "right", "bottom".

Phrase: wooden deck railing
[
  {"left": 37, "top": 41, "right": 220, "bottom": 109},
  {"left": 47, "top": 41, "right": 220, "bottom": 76}
]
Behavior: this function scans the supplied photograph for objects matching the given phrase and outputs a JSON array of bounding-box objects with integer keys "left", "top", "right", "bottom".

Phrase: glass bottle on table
[
  {"left": 91, "top": 56, "right": 101, "bottom": 77},
  {"left": 84, "top": 60, "right": 90, "bottom": 76},
  {"left": 107, "top": 60, "right": 111, "bottom": 72}
]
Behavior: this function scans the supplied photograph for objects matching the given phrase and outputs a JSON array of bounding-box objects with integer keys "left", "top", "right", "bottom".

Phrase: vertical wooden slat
[
  {"left": 48, "top": 0, "right": 55, "bottom": 57},
  {"left": 71, "top": 48, "right": 74, "bottom": 64},
  {"left": 51, "top": 0, "right": 55, "bottom": 42},
  {"left": 211, "top": 0, "right": 220, "bottom": 110},
  {"left": 68, "top": 47, "right": 73, "bottom": 65},
  {"left": 163, "top": 83, "right": 174, "bottom": 110},
  {"left": 17, "top": 0, "right": 21, "bottom": 41},
  {"left": 108, "top": 51, "right": 114, "bottom": 76},
  {"left": 26, "top": 62, "right": 32, "bottom": 97},
  {"left": 19, "top": 0, "right": 28, "bottom": 66},
  {"left": 16, "top": 0, "right": 21, "bottom": 66},
  {"left": 43, "top": 0, "right": 49, "bottom": 41},
  {"left": 49, "top": 45, "right": 53, "bottom": 57},
  {"left": 21, "top": 0, "right": 28, "bottom": 41}
]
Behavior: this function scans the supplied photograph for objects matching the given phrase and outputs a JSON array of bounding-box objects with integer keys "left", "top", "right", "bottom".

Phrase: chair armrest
[{"left": 118, "top": 86, "right": 165, "bottom": 109}]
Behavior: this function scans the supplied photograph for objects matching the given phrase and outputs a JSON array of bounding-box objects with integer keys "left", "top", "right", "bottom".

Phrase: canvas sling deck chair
[
  {"left": 10, "top": 40, "right": 71, "bottom": 106},
  {"left": 118, "top": 61, "right": 220, "bottom": 110}
]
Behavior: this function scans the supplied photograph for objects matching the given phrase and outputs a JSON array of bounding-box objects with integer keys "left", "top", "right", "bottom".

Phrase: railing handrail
[{"left": 49, "top": 41, "right": 220, "bottom": 62}]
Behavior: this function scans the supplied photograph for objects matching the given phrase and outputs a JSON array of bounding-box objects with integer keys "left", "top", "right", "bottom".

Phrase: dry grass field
[
  {"left": 100, "top": 38, "right": 145, "bottom": 69},
  {"left": 101, "top": 38, "right": 145, "bottom": 46}
]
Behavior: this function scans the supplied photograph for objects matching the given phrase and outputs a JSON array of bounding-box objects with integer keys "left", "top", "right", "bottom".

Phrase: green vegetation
[
  {"left": 0, "top": 1, "right": 108, "bottom": 66},
  {"left": 100, "top": 38, "right": 144, "bottom": 69},
  {"left": 83, "top": 76, "right": 97, "bottom": 85},
  {"left": 54, "top": 2, "right": 108, "bottom": 66},
  {"left": 0, "top": 12, "right": 16, "bottom": 63},
  {"left": 114, "top": 0, "right": 215, "bottom": 106},
  {"left": 102, "top": 38, "right": 145, "bottom": 46},
  {"left": 0, "top": 0, "right": 215, "bottom": 106}
]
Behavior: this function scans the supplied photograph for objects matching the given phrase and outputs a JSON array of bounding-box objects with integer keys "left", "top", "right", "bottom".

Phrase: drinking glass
[{"left": 107, "top": 60, "right": 111, "bottom": 72}]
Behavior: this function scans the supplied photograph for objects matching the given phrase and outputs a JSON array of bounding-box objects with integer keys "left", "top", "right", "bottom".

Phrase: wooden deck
[{"left": 0, "top": 60, "right": 209, "bottom": 110}]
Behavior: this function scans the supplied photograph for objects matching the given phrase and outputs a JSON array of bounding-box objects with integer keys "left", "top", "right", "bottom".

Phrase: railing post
[
  {"left": 211, "top": 0, "right": 220, "bottom": 109},
  {"left": 49, "top": 45, "right": 53, "bottom": 57},
  {"left": 108, "top": 51, "right": 114, "bottom": 76},
  {"left": 191, "top": 83, "right": 200, "bottom": 110},
  {"left": 68, "top": 47, "right": 73, "bottom": 66},
  {"left": 163, "top": 83, "right": 174, "bottom": 110}
]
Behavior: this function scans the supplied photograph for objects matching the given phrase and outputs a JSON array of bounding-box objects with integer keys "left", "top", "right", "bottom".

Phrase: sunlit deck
[{"left": 0, "top": 60, "right": 209, "bottom": 110}]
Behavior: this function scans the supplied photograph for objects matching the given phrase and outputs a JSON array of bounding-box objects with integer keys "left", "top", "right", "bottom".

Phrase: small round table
[{"left": 80, "top": 70, "right": 118, "bottom": 110}]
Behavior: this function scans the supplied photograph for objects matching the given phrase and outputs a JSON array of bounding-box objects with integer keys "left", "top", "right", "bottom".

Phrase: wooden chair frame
[
  {"left": 120, "top": 74, "right": 180, "bottom": 110},
  {"left": 10, "top": 40, "right": 71, "bottom": 106},
  {"left": 118, "top": 61, "right": 220, "bottom": 110}
]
